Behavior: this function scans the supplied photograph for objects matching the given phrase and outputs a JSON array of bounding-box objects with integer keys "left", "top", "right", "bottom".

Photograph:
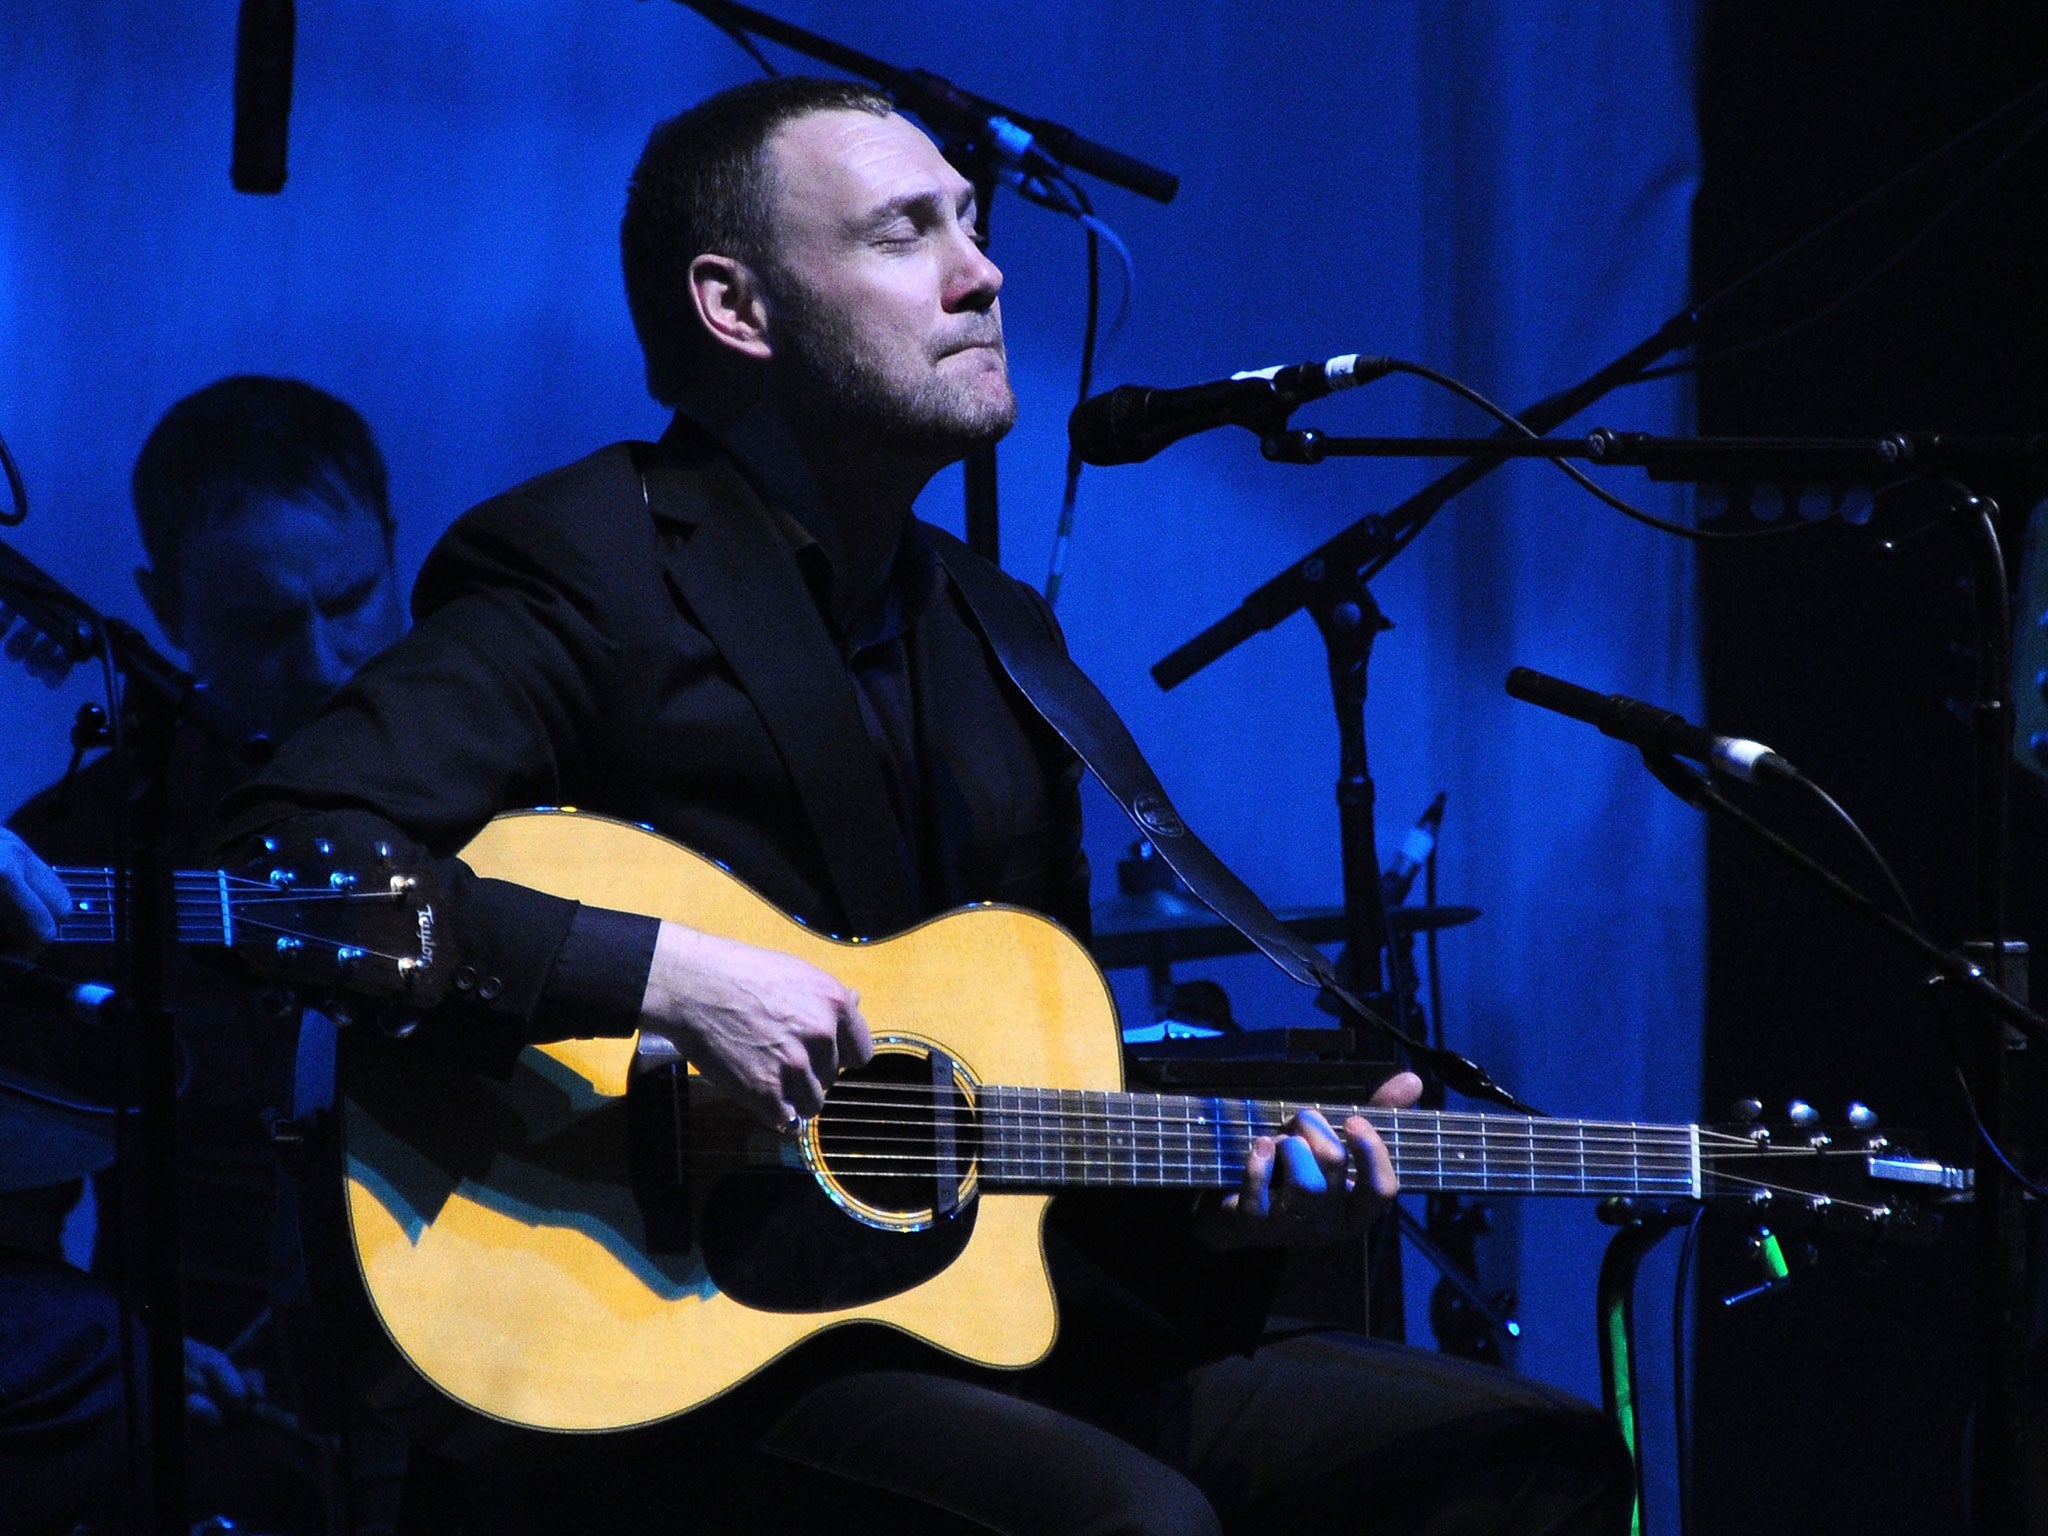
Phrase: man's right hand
[
  {"left": 0, "top": 829, "right": 72, "bottom": 957},
  {"left": 637, "top": 920, "right": 874, "bottom": 1131}
]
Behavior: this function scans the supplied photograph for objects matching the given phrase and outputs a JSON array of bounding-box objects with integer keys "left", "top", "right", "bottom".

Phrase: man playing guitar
[{"left": 208, "top": 78, "right": 1632, "bottom": 1536}]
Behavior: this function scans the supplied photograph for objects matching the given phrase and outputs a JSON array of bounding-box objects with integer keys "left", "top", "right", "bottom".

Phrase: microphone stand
[
  {"left": 669, "top": 0, "right": 1180, "bottom": 565},
  {"left": 1262, "top": 415, "right": 2044, "bottom": 1528},
  {"left": 1148, "top": 313, "right": 1697, "bottom": 1340},
  {"left": 0, "top": 536, "right": 263, "bottom": 1535}
]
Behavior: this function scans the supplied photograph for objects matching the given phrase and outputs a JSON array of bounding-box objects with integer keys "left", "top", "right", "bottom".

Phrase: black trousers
[{"left": 401, "top": 1329, "right": 1633, "bottom": 1536}]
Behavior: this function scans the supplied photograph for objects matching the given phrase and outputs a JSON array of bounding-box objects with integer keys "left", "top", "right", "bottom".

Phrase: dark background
[{"left": 1694, "top": 4, "right": 2048, "bottom": 1528}]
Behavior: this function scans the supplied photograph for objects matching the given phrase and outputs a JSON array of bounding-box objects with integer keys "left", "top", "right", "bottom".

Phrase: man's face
[
  {"left": 142, "top": 492, "right": 405, "bottom": 740},
  {"left": 756, "top": 109, "right": 1016, "bottom": 454}
]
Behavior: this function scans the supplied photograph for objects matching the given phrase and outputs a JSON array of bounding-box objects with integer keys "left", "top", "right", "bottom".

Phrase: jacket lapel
[{"left": 637, "top": 441, "right": 916, "bottom": 939}]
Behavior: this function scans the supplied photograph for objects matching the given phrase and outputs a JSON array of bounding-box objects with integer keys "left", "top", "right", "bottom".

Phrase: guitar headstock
[
  {"left": 1702, "top": 1096, "right": 1972, "bottom": 1242},
  {"left": 223, "top": 834, "right": 445, "bottom": 1013}
]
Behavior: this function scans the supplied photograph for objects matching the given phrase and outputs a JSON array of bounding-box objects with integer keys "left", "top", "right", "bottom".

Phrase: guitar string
[
  {"left": 800, "top": 1115, "right": 1703, "bottom": 1161},
  {"left": 800, "top": 1079, "right": 1815, "bottom": 1139},
  {"left": 795, "top": 1123, "right": 1702, "bottom": 1166},
  {"left": 743, "top": 1133, "right": 1903, "bottom": 1208},
  {"left": 672, "top": 1150, "right": 1872, "bottom": 1212},
  {"left": 61, "top": 911, "right": 418, "bottom": 964},
  {"left": 790, "top": 1122, "right": 1896, "bottom": 1175},
  {"left": 782, "top": 1150, "right": 1699, "bottom": 1184},
  {"left": 806, "top": 1139, "right": 1873, "bottom": 1177},
  {"left": 800, "top": 1091, "right": 1807, "bottom": 1154}
]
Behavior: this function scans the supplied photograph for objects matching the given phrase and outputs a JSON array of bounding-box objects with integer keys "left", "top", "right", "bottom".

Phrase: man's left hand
[
  {"left": 1196, "top": 1070, "right": 1423, "bottom": 1248},
  {"left": 0, "top": 829, "right": 71, "bottom": 957}
]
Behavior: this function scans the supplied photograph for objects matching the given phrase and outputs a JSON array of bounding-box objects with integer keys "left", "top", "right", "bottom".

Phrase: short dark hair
[
  {"left": 132, "top": 375, "right": 392, "bottom": 585},
  {"left": 621, "top": 76, "right": 893, "bottom": 407}
]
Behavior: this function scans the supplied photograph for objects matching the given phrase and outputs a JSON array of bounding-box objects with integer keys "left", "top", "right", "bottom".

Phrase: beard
[{"left": 765, "top": 272, "right": 1018, "bottom": 459}]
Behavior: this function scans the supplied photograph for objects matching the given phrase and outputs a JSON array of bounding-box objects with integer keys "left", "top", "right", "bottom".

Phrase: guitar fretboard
[
  {"left": 977, "top": 1087, "right": 1700, "bottom": 1199},
  {"left": 52, "top": 868, "right": 237, "bottom": 947}
]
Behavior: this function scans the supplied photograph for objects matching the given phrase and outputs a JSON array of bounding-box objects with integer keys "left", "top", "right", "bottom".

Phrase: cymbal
[{"left": 1088, "top": 891, "right": 1480, "bottom": 970}]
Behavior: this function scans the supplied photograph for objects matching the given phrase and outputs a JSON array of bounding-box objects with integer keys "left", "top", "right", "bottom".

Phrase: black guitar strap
[{"left": 926, "top": 529, "right": 1536, "bottom": 1115}]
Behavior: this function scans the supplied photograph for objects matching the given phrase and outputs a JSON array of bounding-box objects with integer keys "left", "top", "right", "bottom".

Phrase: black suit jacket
[
  {"left": 213, "top": 419, "right": 1087, "bottom": 1044},
  {"left": 213, "top": 421, "right": 1279, "bottom": 1401}
]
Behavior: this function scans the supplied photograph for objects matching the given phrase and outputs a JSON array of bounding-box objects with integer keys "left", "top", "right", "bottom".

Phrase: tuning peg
[
  {"left": 333, "top": 946, "right": 365, "bottom": 973},
  {"left": 1728, "top": 1097, "right": 1764, "bottom": 1122},
  {"left": 314, "top": 838, "right": 334, "bottom": 859},
  {"left": 328, "top": 871, "right": 357, "bottom": 890},
  {"left": 1786, "top": 1100, "right": 1819, "bottom": 1129},
  {"left": 268, "top": 868, "right": 297, "bottom": 890},
  {"left": 1847, "top": 1102, "right": 1878, "bottom": 1131},
  {"left": 274, "top": 936, "right": 303, "bottom": 956}
]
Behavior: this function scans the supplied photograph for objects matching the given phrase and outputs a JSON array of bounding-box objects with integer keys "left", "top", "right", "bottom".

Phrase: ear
[
  {"left": 135, "top": 565, "right": 184, "bottom": 651},
  {"left": 687, "top": 254, "right": 774, "bottom": 362}
]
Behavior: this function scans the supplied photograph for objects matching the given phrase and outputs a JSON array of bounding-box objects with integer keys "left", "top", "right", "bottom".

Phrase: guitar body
[{"left": 341, "top": 809, "right": 1122, "bottom": 1432}]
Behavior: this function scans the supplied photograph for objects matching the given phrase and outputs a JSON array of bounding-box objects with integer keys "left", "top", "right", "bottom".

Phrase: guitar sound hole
[{"left": 816, "top": 1047, "right": 980, "bottom": 1224}]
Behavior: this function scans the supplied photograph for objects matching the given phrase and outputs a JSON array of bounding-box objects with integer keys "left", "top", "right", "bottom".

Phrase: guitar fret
[
  {"left": 1075, "top": 1088, "right": 1095, "bottom": 1187},
  {"left": 1045, "top": 1088, "right": 1061, "bottom": 1186},
  {"left": 988, "top": 1087, "right": 1006, "bottom": 1182}
]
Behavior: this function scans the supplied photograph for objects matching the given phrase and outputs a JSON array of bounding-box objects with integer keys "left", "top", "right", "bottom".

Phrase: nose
[
  {"left": 945, "top": 225, "right": 1003, "bottom": 314},
  {"left": 296, "top": 613, "right": 356, "bottom": 698}
]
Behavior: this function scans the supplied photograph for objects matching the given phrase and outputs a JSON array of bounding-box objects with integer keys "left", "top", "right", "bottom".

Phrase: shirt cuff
[{"left": 535, "top": 904, "right": 660, "bottom": 1037}]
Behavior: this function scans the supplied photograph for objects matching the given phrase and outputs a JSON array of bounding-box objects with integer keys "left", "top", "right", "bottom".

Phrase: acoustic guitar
[{"left": 311, "top": 810, "right": 1971, "bottom": 1434}]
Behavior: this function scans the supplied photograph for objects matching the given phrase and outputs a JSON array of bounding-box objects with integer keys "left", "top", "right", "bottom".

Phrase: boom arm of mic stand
[
  {"left": 1152, "top": 308, "right": 1698, "bottom": 690},
  {"left": 671, "top": 0, "right": 1179, "bottom": 203},
  {"left": 1634, "top": 748, "right": 2048, "bottom": 1044}
]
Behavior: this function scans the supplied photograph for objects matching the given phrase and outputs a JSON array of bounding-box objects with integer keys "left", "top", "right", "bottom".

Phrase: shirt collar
[{"left": 668, "top": 405, "right": 946, "bottom": 651}]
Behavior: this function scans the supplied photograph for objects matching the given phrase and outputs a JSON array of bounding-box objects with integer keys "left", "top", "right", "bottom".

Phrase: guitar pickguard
[{"left": 701, "top": 1167, "right": 976, "bottom": 1312}]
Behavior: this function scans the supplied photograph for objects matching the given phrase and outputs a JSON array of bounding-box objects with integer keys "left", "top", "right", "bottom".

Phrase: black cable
[
  {"left": 1045, "top": 174, "right": 1102, "bottom": 609},
  {"left": 1635, "top": 72, "right": 2048, "bottom": 384},
  {"left": 1672, "top": 1221, "right": 1695, "bottom": 1531},
  {"left": 1378, "top": 359, "right": 1824, "bottom": 543},
  {"left": 1424, "top": 842, "right": 1444, "bottom": 1053},
  {"left": 1641, "top": 97, "right": 2048, "bottom": 383},
  {"left": 1952, "top": 1061, "right": 2048, "bottom": 1201},
  {"left": 1672, "top": 1202, "right": 1704, "bottom": 1536},
  {"left": 708, "top": 15, "right": 780, "bottom": 76},
  {"left": 1787, "top": 773, "right": 1918, "bottom": 924},
  {"left": 0, "top": 429, "right": 24, "bottom": 527}
]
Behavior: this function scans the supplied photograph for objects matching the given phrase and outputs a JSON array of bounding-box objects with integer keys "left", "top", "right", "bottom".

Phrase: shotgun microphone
[{"left": 1505, "top": 666, "right": 1795, "bottom": 783}]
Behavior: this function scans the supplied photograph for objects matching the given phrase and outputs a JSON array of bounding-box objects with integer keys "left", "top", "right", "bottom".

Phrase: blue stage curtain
[{"left": 1, "top": 0, "right": 1696, "bottom": 1521}]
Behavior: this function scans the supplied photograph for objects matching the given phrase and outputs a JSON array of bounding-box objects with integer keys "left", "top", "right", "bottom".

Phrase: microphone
[
  {"left": 1505, "top": 667, "right": 1796, "bottom": 784},
  {"left": 1381, "top": 792, "right": 1447, "bottom": 907},
  {"left": 0, "top": 956, "right": 120, "bottom": 1028},
  {"left": 230, "top": 0, "right": 295, "bottom": 194},
  {"left": 1069, "top": 353, "right": 1395, "bottom": 467}
]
